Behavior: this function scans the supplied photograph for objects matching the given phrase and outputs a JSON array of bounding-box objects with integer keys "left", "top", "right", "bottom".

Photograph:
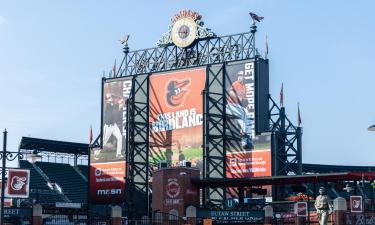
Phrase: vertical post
[
  {"left": 123, "top": 43, "right": 129, "bottom": 76},
  {"left": 250, "top": 21, "right": 257, "bottom": 57},
  {"left": 362, "top": 173, "right": 365, "bottom": 221},
  {"left": 111, "top": 205, "right": 122, "bottom": 225},
  {"left": 333, "top": 197, "right": 347, "bottom": 225},
  {"left": 33, "top": 204, "right": 43, "bottom": 225},
  {"left": 264, "top": 205, "right": 273, "bottom": 225},
  {"left": 222, "top": 63, "right": 227, "bottom": 205},
  {"left": 276, "top": 107, "right": 286, "bottom": 201},
  {"left": 87, "top": 145, "right": 91, "bottom": 224},
  {"left": 202, "top": 89, "right": 207, "bottom": 205},
  {"left": 146, "top": 74, "right": 150, "bottom": 218},
  {"left": 296, "top": 127, "right": 303, "bottom": 175},
  {"left": 1, "top": 129, "right": 7, "bottom": 225},
  {"left": 238, "top": 187, "right": 244, "bottom": 207}
]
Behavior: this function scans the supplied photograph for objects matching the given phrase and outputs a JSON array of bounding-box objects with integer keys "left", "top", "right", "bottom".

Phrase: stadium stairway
[
  {"left": 77, "top": 165, "right": 89, "bottom": 179},
  {"left": 73, "top": 166, "right": 88, "bottom": 182},
  {"left": 35, "top": 161, "right": 87, "bottom": 203}
]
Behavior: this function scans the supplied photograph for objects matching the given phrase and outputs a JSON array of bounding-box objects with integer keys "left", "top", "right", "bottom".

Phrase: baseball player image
[
  {"left": 226, "top": 70, "right": 254, "bottom": 150},
  {"left": 94, "top": 83, "right": 125, "bottom": 160}
]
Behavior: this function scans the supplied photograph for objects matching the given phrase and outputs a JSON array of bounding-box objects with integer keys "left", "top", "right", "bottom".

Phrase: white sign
[{"left": 350, "top": 196, "right": 363, "bottom": 213}]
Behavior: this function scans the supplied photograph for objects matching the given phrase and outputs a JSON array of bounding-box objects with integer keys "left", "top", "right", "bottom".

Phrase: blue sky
[{"left": 1, "top": 0, "right": 374, "bottom": 166}]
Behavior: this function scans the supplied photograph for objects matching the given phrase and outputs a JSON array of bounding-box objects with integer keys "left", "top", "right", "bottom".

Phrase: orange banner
[{"left": 149, "top": 68, "right": 206, "bottom": 170}]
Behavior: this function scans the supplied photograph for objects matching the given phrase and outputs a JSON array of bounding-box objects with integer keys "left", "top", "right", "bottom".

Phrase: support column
[
  {"left": 32, "top": 204, "right": 42, "bottom": 225},
  {"left": 333, "top": 197, "right": 347, "bottom": 225},
  {"left": 264, "top": 205, "right": 273, "bottom": 225},
  {"left": 186, "top": 206, "right": 197, "bottom": 225},
  {"left": 111, "top": 205, "right": 122, "bottom": 225}
]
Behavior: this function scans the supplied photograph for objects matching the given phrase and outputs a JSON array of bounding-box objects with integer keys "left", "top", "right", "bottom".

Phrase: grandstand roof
[
  {"left": 192, "top": 172, "right": 375, "bottom": 188},
  {"left": 19, "top": 137, "right": 88, "bottom": 155}
]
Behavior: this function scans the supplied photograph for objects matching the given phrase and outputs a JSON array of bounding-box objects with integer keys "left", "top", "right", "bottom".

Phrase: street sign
[{"left": 294, "top": 202, "right": 307, "bottom": 217}]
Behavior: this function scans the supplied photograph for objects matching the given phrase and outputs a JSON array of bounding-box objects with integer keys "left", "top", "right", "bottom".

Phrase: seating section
[
  {"left": 35, "top": 161, "right": 87, "bottom": 203},
  {"left": 19, "top": 160, "right": 48, "bottom": 190},
  {"left": 77, "top": 165, "right": 89, "bottom": 179},
  {"left": 19, "top": 160, "right": 64, "bottom": 203}
]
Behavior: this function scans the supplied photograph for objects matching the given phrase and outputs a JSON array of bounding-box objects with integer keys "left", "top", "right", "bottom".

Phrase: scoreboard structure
[{"left": 89, "top": 10, "right": 302, "bottom": 218}]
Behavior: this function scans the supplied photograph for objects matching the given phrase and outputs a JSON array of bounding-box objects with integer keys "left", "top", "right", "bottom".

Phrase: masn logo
[{"left": 97, "top": 188, "right": 122, "bottom": 195}]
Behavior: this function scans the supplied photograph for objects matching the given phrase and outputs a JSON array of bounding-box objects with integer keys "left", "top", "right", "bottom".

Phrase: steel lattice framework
[
  {"left": 116, "top": 29, "right": 257, "bottom": 77},
  {"left": 91, "top": 23, "right": 302, "bottom": 216}
]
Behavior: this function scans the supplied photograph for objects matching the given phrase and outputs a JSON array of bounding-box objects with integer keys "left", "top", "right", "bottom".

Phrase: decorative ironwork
[
  {"left": 157, "top": 10, "right": 215, "bottom": 47},
  {"left": 0, "top": 151, "right": 24, "bottom": 161},
  {"left": 116, "top": 31, "right": 256, "bottom": 77},
  {"left": 196, "top": 21, "right": 216, "bottom": 39}
]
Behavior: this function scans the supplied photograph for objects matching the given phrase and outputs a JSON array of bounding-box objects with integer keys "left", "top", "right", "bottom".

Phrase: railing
[{"left": 123, "top": 212, "right": 184, "bottom": 225}]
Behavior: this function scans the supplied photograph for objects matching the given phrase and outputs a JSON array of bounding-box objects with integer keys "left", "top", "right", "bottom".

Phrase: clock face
[{"left": 171, "top": 17, "right": 197, "bottom": 48}]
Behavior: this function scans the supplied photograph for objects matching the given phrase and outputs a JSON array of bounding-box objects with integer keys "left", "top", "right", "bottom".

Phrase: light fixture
[{"left": 343, "top": 183, "right": 354, "bottom": 193}]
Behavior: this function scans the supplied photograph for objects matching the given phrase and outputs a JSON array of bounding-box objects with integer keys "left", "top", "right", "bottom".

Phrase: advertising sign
[
  {"left": 89, "top": 77, "right": 132, "bottom": 203},
  {"left": 294, "top": 202, "right": 308, "bottom": 217},
  {"left": 225, "top": 61, "right": 271, "bottom": 178},
  {"left": 0, "top": 197, "right": 13, "bottom": 207},
  {"left": 350, "top": 195, "right": 363, "bottom": 213},
  {"left": 6, "top": 169, "right": 30, "bottom": 198},
  {"left": 226, "top": 134, "right": 271, "bottom": 178},
  {"left": 164, "top": 177, "right": 183, "bottom": 206},
  {"left": 149, "top": 68, "right": 206, "bottom": 170}
]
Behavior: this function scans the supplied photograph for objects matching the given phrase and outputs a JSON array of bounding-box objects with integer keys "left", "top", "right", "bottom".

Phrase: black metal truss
[
  {"left": 125, "top": 74, "right": 150, "bottom": 218},
  {"left": 203, "top": 64, "right": 227, "bottom": 207},
  {"left": 269, "top": 96, "right": 302, "bottom": 176},
  {"left": 115, "top": 31, "right": 256, "bottom": 77}
]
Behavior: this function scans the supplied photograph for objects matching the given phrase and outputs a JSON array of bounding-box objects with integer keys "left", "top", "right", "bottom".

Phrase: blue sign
[{"left": 4, "top": 208, "right": 32, "bottom": 218}]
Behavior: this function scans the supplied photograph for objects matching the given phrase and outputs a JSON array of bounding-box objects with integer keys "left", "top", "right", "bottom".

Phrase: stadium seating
[
  {"left": 77, "top": 165, "right": 89, "bottom": 179},
  {"left": 19, "top": 160, "right": 48, "bottom": 190},
  {"left": 19, "top": 160, "right": 65, "bottom": 203},
  {"left": 35, "top": 161, "right": 87, "bottom": 203}
]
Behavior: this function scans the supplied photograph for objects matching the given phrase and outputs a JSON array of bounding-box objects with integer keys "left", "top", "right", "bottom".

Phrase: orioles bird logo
[
  {"left": 11, "top": 176, "right": 27, "bottom": 191},
  {"left": 165, "top": 79, "right": 191, "bottom": 107}
]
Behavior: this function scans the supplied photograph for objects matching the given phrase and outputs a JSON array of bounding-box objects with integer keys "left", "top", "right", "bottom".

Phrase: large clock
[{"left": 171, "top": 17, "right": 197, "bottom": 48}]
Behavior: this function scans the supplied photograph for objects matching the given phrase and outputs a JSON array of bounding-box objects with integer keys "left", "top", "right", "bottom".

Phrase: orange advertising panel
[
  {"left": 89, "top": 161, "right": 126, "bottom": 203},
  {"left": 226, "top": 150, "right": 271, "bottom": 178},
  {"left": 149, "top": 68, "right": 206, "bottom": 170},
  {"left": 226, "top": 134, "right": 271, "bottom": 178}
]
